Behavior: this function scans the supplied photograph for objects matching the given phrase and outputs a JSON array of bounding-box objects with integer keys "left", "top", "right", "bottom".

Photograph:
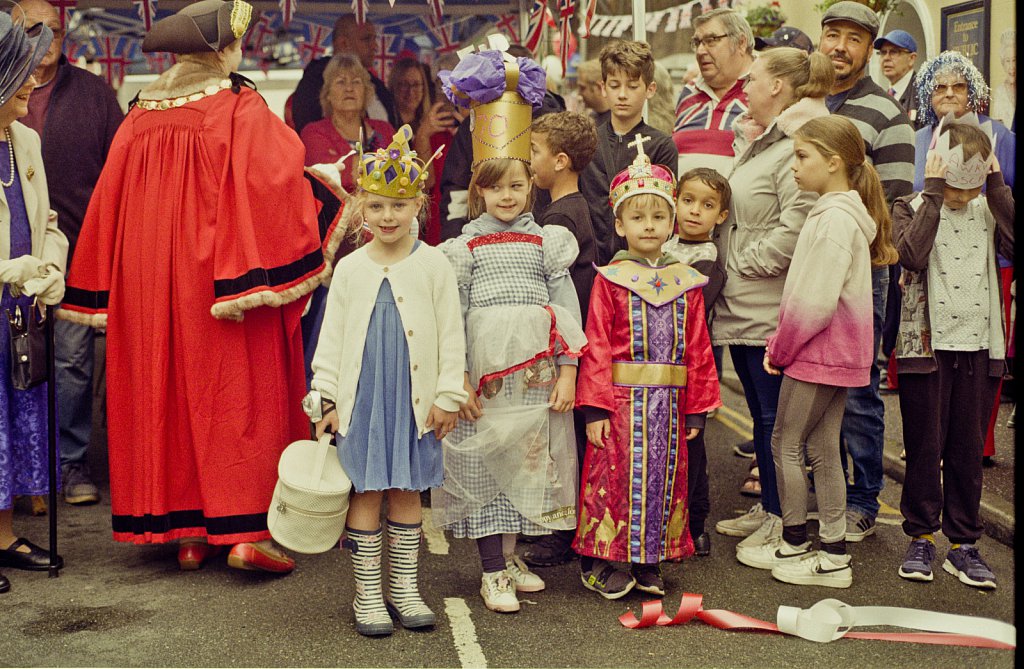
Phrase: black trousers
[
  {"left": 898, "top": 349, "right": 999, "bottom": 543},
  {"left": 686, "top": 430, "right": 710, "bottom": 538}
]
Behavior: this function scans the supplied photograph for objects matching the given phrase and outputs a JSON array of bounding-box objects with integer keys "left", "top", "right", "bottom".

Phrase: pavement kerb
[{"left": 718, "top": 370, "right": 1015, "bottom": 547}]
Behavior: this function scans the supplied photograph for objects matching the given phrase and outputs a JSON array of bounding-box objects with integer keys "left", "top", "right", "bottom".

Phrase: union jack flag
[
  {"left": 49, "top": 0, "right": 77, "bottom": 29},
  {"left": 132, "top": 0, "right": 157, "bottom": 32},
  {"left": 92, "top": 35, "right": 137, "bottom": 88},
  {"left": 558, "top": 0, "right": 574, "bottom": 76},
  {"left": 298, "top": 22, "right": 331, "bottom": 67},
  {"left": 373, "top": 33, "right": 399, "bottom": 80},
  {"left": 427, "top": 0, "right": 444, "bottom": 22},
  {"left": 144, "top": 51, "right": 176, "bottom": 74},
  {"left": 495, "top": 14, "right": 518, "bottom": 42},
  {"left": 524, "top": 0, "right": 554, "bottom": 54},
  {"left": 243, "top": 12, "right": 276, "bottom": 59},
  {"left": 578, "top": 0, "right": 597, "bottom": 38},
  {"left": 279, "top": 0, "right": 296, "bottom": 26},
  {"left": 428, "top": 17, "right": 460, "bottom": 56},
  {"left": 352, "top": 0, "right": 368, "bottom": 25}
]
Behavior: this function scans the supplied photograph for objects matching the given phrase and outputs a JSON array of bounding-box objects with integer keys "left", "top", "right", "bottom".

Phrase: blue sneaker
[
  {"left": 942, "top": 544, "right": 997, "bottom": 590},
  {"left": 898, "top": 538, "right": 935, "bottom": 582}
]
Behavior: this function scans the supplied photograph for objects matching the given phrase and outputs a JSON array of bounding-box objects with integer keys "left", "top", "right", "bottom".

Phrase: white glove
[
  {"left": 307, "top": 152, "right": 354, "bottom": 202},
  {"left": 0, "top": 255, "right": 45, "bottom": 286},
  {"left": 21, "top": 267, "right": 65, "bottom": 305}
]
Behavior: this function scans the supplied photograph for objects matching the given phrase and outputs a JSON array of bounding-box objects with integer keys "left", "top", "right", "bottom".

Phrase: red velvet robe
[
  {"left": 573, "top": 259, "right": 721, "bottom": 563},
  {"left": 60, "top": 87, "right": 326, "bottom": 545}
]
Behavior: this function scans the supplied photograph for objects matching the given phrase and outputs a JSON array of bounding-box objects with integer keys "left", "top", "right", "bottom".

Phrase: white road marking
[
  {"left": 445, "top": 597, "right": 487, "bottom": 669},
  {"left": 421, "top": 507, "right": 449, "bottom": 555},
  {"left": 876, "top": 517, "right": 903, "bottom": 526}
]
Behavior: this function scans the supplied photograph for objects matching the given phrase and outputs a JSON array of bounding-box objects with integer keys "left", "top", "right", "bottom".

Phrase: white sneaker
[
  {"left": 480, "top": 571, "right": 520, "bottom": 613},
  {"left": 736, "top": 537, "right": 812, "bottom": 570},
  {"left": 736, "top": 513, "right": 782, "bottom": 549},
  {"left": 505, "top": 554, "right": 545, "bottom": 592},
  {"left": 772, "top": 551, "right": 852, "bottom": 588},
  {"left": 715, "top": 503, "right": 767, "bottom": 537}
]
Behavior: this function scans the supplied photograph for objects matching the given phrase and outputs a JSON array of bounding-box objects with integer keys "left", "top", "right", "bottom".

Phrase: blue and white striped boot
[
  {"left": 385, "top": 520, "right": 436, "bottom": 629},
  {"left": 344, "top": 527, "right": 394, "bottom": 637}
]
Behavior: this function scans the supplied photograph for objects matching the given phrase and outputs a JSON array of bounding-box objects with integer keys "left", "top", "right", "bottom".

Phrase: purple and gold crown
[
  {"left": 608, "top": 133, "right": 677, "bottom": 213},
  {"left": 356, "top": 124, "right": 442, "bottom": 199}
]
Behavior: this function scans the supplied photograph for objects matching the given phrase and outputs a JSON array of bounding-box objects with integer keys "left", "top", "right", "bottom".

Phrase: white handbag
[{"left": 267, "top": 433, "right": 352, "bottom": 554}]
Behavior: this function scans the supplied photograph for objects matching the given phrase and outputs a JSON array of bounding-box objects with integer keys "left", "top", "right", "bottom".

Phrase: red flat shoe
[
  {"left": 227, "top": 543, "right": 295, "bottom": 574},
  {"left": 178, "top": 542, "right": 222, "bottom": 571}
]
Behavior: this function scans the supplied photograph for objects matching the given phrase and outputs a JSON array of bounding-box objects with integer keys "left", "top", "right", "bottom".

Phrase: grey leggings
[{"left": 771, "top": 376, "right": 849, "bottom": 545}]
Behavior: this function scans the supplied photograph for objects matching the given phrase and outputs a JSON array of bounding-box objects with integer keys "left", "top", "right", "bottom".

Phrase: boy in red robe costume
[
  {"left": 58, "top": 0, "right": 336, "bottom": 573},
  {"left": 573, "top": 135, "right": 721, "bottom": 598}
]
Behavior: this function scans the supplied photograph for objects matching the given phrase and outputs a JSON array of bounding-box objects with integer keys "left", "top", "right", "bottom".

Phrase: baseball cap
[
  {"left": 754, "top": 26, "right": 814, "bottom": 54},
  {"left": 873, "top": 29, "right": 918, "bottom": 53},
  {"left": 821, "top": 1, "right": 880, "bottom": 40}
]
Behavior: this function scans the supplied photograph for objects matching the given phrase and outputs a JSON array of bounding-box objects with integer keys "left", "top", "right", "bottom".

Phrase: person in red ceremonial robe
[
  {"left": 573, "top": 144, "right": 720, "bottom": 599},
  {"left": 58, "top": 0, "right": 331, "bottom": 574}
]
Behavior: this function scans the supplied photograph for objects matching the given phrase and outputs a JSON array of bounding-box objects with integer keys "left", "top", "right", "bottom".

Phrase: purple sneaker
[
  {"left": 942, "top": 544, "right": 996, "bottom": 589},
  {"left": 898, "top": 538, "right": 935, "bottom": 582}
]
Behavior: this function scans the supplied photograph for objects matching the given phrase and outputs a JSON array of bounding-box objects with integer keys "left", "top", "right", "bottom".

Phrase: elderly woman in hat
[
  {"left": 60, "top": 0, "right": 328, "bottom": 574},
  {"left": 913, "top": 50, "right": 1016, "bottom": 189},
  {"left": 0, "top": 12, "right": 68, "bottom": 594}
]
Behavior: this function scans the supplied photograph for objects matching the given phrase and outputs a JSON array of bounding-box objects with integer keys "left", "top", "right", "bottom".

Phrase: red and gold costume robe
[
  {"left": 573, "top": 257, "right": 721, "bottom": 563},
  {"left": 60, "top": 81, "right": 332, "bottom": 545}
]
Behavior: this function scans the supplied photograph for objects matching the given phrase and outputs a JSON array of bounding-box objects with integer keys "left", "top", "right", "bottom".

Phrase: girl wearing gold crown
[
  {"left": 432, "top": 48, "right": 586, "bottom": 614},
  {"left": 308, "top": 125, "right": 467, "bottom": 637}
]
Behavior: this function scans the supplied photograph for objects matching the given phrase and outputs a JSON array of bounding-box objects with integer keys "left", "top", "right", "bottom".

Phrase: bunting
[
  {"left": 131, "top": 0, "right": 157, "bottom": 32},
  {"left": 93, "top": 35, "right": 137, "bottom": 88},
  {"left": 298, "top": 22, "right": 331, "bottom": 67},
  {"left": 524, "top": 0, "right": 553, "bottom": 54},
  {"left": 427, "top": 0, "right": 444, "bottom": 23},
  {"left": 352, "top": 0, "right": 367, "bottom": 25},
  {"left": 495, "top": 14, "right": 518, "bottom": 42},
  {"left": 49, "top": 0, "right": 77, "bottom": 29},
  {"left": 372, "top": 33, "right": 399, "bottom": 80},
  {"left": 279, "top": 0, "right": 296, "bottom": 26},
  {"left": 578, "top": 0, "right": 597, "bottom": 38},
  {"left": 428, "top": 16, "right": 461, "bottom": 56},
  {"left": 144, "top": 51, "right": 176, "bottom": 74},
  {"left": 557, "top": 0, "right": 574, "bottom": 76},
  {"left": 243, "top": 11, "right": 276, "bottom": 60}
]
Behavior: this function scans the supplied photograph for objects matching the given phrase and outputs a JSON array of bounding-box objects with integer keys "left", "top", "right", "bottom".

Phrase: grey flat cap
[{"left": 821, "top": 1, "right": 880, "bottom": 40}]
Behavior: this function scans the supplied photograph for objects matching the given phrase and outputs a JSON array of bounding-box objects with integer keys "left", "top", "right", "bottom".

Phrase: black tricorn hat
[
  {"left": 0, "top": 11, "right": 52, "bottom": 105},
  {"left": 142, "top": 0, "right": 253, "bottom": 54}
]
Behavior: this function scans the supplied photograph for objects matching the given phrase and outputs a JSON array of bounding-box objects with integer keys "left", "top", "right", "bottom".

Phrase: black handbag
[{"left": 7, "top": 300, "right": 47, "bottom": 390}]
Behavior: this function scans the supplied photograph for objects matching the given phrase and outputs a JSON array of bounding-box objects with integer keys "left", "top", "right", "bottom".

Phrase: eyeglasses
[
  {"left": 933, "top": 82, "right": 968, "bottom": 96},
  {"left": 396, "top": 82, "right": 424, "bottom": 91},
  {"left": 691, "top": 33, "right": 730, "bottom": 50}
]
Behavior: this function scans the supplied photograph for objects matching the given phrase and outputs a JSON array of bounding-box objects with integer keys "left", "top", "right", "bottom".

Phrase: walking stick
[{"left": 44, "top": 304, "right": 59, "bottom": 578}]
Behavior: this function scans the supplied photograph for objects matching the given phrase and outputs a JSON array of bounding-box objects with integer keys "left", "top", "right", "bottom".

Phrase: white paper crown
[{"left": 930, "top": 112, "right": 995, "bottom": 190}]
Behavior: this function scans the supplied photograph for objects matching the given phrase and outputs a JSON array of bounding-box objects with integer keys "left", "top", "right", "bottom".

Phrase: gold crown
[
  {"left": 357, "top": 125, "right": 442, "bottom": 199},
  {"left": 469, "top": 58, "right": 532, "bottom": 168}
]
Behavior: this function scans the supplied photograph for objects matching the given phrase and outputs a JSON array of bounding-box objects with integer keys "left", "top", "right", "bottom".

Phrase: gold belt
[{"left": 611, "top": 362, "right": 687, "bottom": 388}]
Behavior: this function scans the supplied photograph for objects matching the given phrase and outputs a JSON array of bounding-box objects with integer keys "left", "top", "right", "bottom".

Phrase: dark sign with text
[{"left": 941, "top": 1, "right": 990, "bottom": 80}]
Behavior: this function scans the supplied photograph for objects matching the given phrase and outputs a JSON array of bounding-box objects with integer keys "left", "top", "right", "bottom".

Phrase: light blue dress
[{"left": 339, "top": 242, "right": 443, "bottom": 492}]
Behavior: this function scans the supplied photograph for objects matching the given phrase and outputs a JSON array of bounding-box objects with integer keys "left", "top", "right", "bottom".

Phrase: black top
[{"left": 538, "top": 191, "right": 597, "bottom": 327}]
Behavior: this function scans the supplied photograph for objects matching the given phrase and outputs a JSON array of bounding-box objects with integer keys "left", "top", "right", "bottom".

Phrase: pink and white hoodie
[{"left": 765, "top": 191, "right": 876, "bottom": 387}]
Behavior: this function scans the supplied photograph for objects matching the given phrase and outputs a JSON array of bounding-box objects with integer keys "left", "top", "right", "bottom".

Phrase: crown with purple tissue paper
[
  {"left": 928, "top": 112, "right": 996, "bottom": 190},
  {"left": 439, "top": 34, "right": 547, "bottom": 168}
]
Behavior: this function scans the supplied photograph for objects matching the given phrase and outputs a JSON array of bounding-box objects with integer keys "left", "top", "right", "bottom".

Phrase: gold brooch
[{"left": 26, "top": 166, "right": 34, "bottom": 180}]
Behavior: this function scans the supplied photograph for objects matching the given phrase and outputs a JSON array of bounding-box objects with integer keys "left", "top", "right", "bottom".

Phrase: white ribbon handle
[
  {"left": 777, "top": 599, "right": 1016, "bottom": 646},
  {"left": 310, "top": 433, "right": 334, "bottom": 490}
]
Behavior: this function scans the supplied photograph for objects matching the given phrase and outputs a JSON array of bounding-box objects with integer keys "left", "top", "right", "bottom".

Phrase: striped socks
[
  {"left": 345, "top": 527, "right": 393, "bottom": 636},
  {"left": 386, "top": 520, "right": 436, "bottom": 628}
]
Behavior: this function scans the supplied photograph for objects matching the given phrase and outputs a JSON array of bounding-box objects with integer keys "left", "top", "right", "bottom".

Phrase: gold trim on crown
[
  {"left": 357, "top": 125, "right": 443, "bottom": 199},
  {"left": 230, "top": 0, "right": 252, "bottom": 40}
]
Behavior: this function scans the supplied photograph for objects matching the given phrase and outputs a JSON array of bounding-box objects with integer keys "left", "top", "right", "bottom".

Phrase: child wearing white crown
[
  {"left": 308, "top": 125, "right": 467, "bottom": 637},
  {"left": 892, "top": 114, "right": 1014, "bottom": 590},
  {"left": 573, "top": 140, "right": 720, "bottom": 599},
  {"left": 432, "top": 48, "right": 587, "bottom": 614}
]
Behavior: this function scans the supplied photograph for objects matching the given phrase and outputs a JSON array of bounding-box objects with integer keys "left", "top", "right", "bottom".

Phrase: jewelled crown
[
  {"left": 930, "top": 112, "right": 995, "bottom": 190},
  {"left": 608, "top": 133, "right": 677, "bottom": 213},
  {"left": 357, "top": 124, "right": 442, "bottom": 199}
]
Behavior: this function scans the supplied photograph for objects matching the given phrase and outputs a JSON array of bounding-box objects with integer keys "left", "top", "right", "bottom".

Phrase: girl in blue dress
[{"left": 309, "top": 126, "right": 466, "bottom": 637}]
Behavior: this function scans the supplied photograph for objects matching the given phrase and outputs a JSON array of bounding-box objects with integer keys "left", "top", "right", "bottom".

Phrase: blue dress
[
  {"left": 0, "top": 145, "right": 51, "bottom": 510},
  {"left": 340, "top": 242, "right": 443, "bottom": 492}
]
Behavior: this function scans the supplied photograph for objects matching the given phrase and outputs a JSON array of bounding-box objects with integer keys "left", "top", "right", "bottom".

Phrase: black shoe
[
  {"left": 692, "top": 532, "right": 711, "bottom": 557},
  {"left": 982, "top": 456, "right": 996, "bottom": 468},
  {"left": 0, "top": 538, "right": 64, "bottom": 571},
  {"left": 631, "top": 563, "right": 665, "bottom": 596},
  {"left": 521, "top": 531, "right": 576, "bottom": 567},
  {"left": 0, "top": 571, "right": 9, "bottom": 593},
  {"left": 733, "top": 439, "right": 755, "bottom": 458}
]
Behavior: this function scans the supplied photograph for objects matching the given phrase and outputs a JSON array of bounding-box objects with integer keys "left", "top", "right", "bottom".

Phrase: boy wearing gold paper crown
[
  {"left": 432, "top": 46, "right": 587, "bottom": 614},
  {"left": 573, "top": 142, "right": 721, "bottom": 599},
  {"left": 892, "top": 115, "right": 1014, "bottom": 590},
  {"left": 309, "top": 126, "right": 467, "bottom": 637}
]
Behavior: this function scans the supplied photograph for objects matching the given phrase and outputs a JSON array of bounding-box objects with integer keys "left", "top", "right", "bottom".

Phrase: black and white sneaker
[{"left": 845, "top": 510, "right": 876, "bottom": 542}]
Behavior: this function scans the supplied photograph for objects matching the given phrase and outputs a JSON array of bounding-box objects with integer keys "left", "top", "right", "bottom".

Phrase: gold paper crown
[
  {"left": 469, "top": 57, "right": 532, "bottom": 168},
  {"left": 357, "top": 125, "right": 443, "bottom": 199}
]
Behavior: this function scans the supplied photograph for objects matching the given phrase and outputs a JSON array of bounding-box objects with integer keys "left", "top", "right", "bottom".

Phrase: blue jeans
[
  {"left": 840, "top": 266, "right": 888, "bottom": 518},
  {"left": 55, "top": 319, "right": 94, "bottom": 467},
  {"left": 730, "top": 345, "right": 782, "bottom": 516}
]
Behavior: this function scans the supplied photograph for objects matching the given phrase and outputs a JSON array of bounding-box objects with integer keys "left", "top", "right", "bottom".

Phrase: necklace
[{"left": 0, "top": 128, "right": 13, "bottom": 189}]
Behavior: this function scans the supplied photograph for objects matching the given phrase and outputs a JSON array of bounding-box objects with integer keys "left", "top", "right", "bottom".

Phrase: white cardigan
[{"left": 310, "top": 242, "right": 468, "bottom": 437}]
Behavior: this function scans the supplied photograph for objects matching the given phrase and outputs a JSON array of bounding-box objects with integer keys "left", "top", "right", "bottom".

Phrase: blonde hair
[
  {"left": 795, "top": 116, "right": 898, "bottom": 267},
  {"left": 467, "top": 159, "right": 534, "bottom": 220},
  {"left": 758, "top": 48, "right": 835, "bottom": 103},
  {"left": 320, "top": 54, "right": 374, "bottom": 118},
  {"left": 347, "top": 191, "right": 430, "bottom": 248}
]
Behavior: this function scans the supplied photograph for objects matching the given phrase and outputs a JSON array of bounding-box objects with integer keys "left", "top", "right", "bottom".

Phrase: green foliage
[{"left": 745, "top": 2, "right": 785, "bottom": 39}]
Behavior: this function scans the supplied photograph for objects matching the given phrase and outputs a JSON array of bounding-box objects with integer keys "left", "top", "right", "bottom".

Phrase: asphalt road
[{"left": 1, "top": 382, "right": 1015, "bottom": 668}]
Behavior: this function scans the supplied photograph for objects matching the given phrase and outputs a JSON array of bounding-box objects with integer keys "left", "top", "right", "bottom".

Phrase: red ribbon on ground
[{"left": 619, "top": 594, "right": 1015, "bottom": 650}]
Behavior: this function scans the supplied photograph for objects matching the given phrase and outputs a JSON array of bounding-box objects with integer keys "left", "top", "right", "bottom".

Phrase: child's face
[
  {"left": 603, "top": 69, "right": 655, "bottom": 125},
  {"left": 529, "top": 133, "right": 561, "bottom": 191},
  {"left": 615, "top": 197, "right": 674, "bottom": 262},
  {"left": 942, "top": 183, "right": 983, "bottom": 210},
  {"left": 676, "top": 179, "right": 728, "bottom": 241},
  {"left": 362, "top": 193, "right": 421, "bottom": 246},
  {"left": 477, "top": 161, "right": 531, "bottom": 223},
  {"left": 791, "top": 138, "right": 835, "bottom": 195}
]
